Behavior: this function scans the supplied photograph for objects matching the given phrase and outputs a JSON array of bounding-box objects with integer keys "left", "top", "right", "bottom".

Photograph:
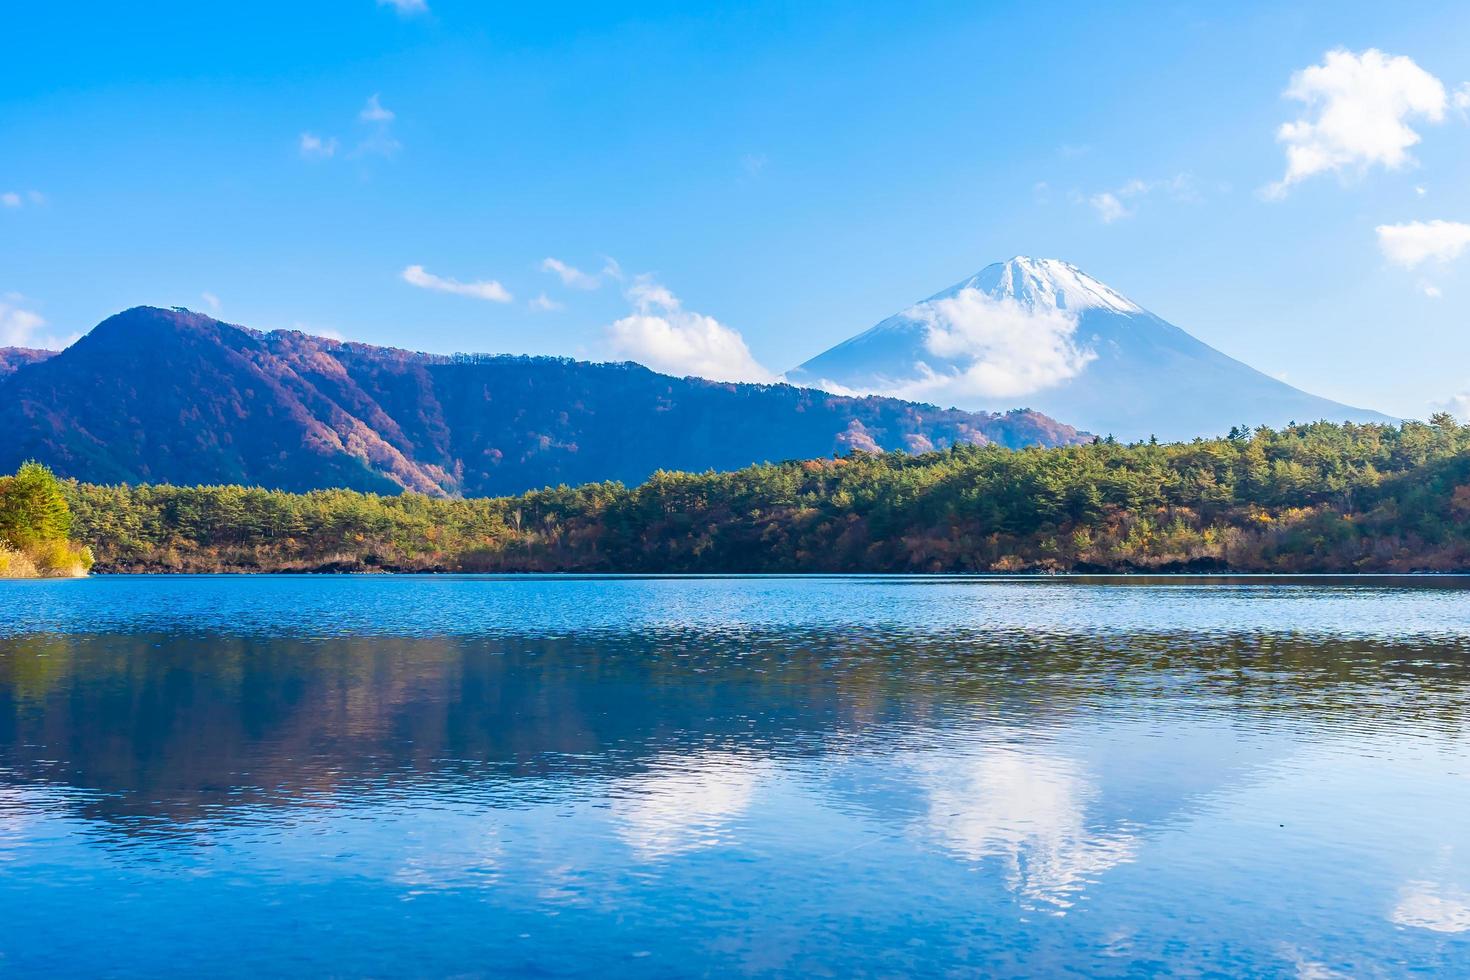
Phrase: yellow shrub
[
  {"left": 0, "top": 545, "right": 39, "bottom": 578},
  {"left": 26, "top": 539, "right": 93, "bottom": 578}
]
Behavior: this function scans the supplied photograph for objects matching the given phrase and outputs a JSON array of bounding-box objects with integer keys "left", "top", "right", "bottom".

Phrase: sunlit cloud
[
  {"left": 869, "top": 288, "right": 1095, "bottom": 402},
  {"left": 1376, "top": 220, "right": 1470, "bottom": 268},
  {"left": 0, "top": 298, "right": 78, "bottom": 350},
  {"left": 606, "top": 275, "right": 775, "bottom": 383},
  {"left": 1266, "top": 49, "right": 1447, "bottom": 198},
  {"left": 528, "top": 293, "right": 563, "bottom": 312},
  {"left": 401, "top": 264, "right": 512, "bottom": 302}
]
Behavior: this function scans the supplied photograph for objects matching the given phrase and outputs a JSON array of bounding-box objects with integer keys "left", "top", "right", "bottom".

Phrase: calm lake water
[{"left": 2, "top": 575, "right": 1469, "bottom": 977}]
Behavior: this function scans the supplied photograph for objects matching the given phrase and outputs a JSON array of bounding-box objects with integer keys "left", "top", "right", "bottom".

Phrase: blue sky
[{"left": 3, "top": 0, "right": 1470, "bottom": 419}]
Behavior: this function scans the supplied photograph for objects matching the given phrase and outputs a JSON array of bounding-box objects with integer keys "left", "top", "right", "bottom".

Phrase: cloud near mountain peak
[{"left": 885, "top": 288, "right": 1096, "bottom": 402}]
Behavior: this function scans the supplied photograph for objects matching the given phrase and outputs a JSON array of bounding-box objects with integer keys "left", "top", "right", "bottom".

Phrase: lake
[{"left": 2, "top": 575, "right": 1469, "bottom": 976}]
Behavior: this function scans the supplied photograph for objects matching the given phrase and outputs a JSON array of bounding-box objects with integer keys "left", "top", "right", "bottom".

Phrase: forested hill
[
  {"left": 0, "top": 306, "right": 1085, "bottom": 496},
  {"left": 63, "top": 419, "right": 1470, "bottom": 575}
]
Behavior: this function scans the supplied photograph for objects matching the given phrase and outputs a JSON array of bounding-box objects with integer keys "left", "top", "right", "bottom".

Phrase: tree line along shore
[{"left": 2, "top": 417, "right": 1462, "bottom": 577}]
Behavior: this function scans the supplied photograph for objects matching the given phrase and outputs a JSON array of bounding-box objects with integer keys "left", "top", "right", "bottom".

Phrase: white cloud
[
  {"left": 299, "top": 132, "right": 339, "bottom": 159},
  {"left": 1, "top": 192, "right": 21, "bottom": 209},
  {"left": 0, "top": 301, "right": 46, "bottom": 345},
  {"left": 353, "top": 94, "right": 402, "bottom": 157},
  {"left": 740, "top": 152, "right": 768, "bottom": 177},
  {"left": 540, "top": 257, "right": 599, "bottom": 290},
  {"left": 1440, "top": 390, "right": 1470, "bottom": 422},
  {"left": 378, "top": 0, "right": 428, "bottom": 14},
  {"left": 528, "top": 293, "right": 563, "bottom": 312},
  {"left": 201, "top": 291, "right": 221, "bottom": 312},
  {"left": 1267, "top": 49, "right": 1447, "bottom": 197},
  {"left": 1090, "top": 192, "right": 1128, "bottom": 223},
  {"left": 1087, "top": 175, "right": 1198, "bottom": 223},
  {"left": 1456, "top": 83, "right": 1470, "bottom": 111},
  {"left": 881, "top": 288, "right": 1095, "bottom": 402},
  {"left": 359, "top": 93, "right": 395, "bottom": 123},
  {"left": 0, "top": 299, "right": 75, "bottom": 350},
  {"left": 1392, "top": 880, "right": 1470, "bottom": 933},
  {"left": 1375, "top": 220, "right": 1470, "bottom": 267},
  {"left": 303, "top": 96, "right": 400, "bottom": 162},
  {"left": 540, "top": 256, "right": 621, "bottom": 290},
  {"left": 401, "top": 264, "right": 512, "bottom": 302},
  {"left": 606, "top": 275, "right": 775, "bottom": 383},
  {"left": 1422, "top": 281, "right": 1443, "bottom": 298}
]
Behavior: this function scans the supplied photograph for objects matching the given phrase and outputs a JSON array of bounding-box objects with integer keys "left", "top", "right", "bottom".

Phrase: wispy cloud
[
  {"left": 541, "top": 257, "right": 600, "bottom": 290},
  {"left": 299, "top": 94, "right": 401, "bottom": 163},
  {"left": 401, "top": 264, "right": 512, "bottom": 302},
  {"left": 201, "top": 292, "right": 221, "bottom": 312},
  {"left": 1087, "top": 175, "right": 1198, "bottom": 223},
  {"left": 1, "top": 190, "right": 44, "bottom": 209},
  {"left": 1266, "top": 49, "right": 1447, "bottom": 198},
  {"left": 606, "top": 275, "right": 774, "bottom": 383},
  {"left": 1375, "top": 220, "right": 1470, "bottom": 268},
  {"left": 353, "top": 94, "right": 401, "bottom": 157},
  {"left": 298, "top": 132, "right": 339, "bottom": 160},
  {"left": 1090, "top": 192, "right": 1127, "bottom": 223},
  {"left": 359, "top": 93, "right": 395, "bottom": 123},
  {"left": 377, "top": 0, "right": 428, "bottom": 14},
  {"left": 529, "top": 293, "right": 564, "bottom": 312},
  {"left": 540, "top": 256, "right": 622, "bottom": 290}
]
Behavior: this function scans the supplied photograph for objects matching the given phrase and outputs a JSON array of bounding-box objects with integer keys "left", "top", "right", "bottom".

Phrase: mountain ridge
[{"left": 0, "top": 306, "right": 1087, "bottom": 496}]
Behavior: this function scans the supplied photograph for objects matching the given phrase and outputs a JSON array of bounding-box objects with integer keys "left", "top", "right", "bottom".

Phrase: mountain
[
  {"left": 0, "top": 347, "right": 55, "bottom": 379},
  {"left": 0, "top": 306, "right": 1087, "bottom": 496},
  {"left": 787, "top": 257, "right": 1395, "bottom": 441}
]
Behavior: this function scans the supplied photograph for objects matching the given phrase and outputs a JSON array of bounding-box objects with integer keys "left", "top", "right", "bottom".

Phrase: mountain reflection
[
  {"left": 4, "top": 629, "right": 1468, "bottom": 843},
  {"left": 5, "top": 579, "right": 1470, "bottom": 975}
]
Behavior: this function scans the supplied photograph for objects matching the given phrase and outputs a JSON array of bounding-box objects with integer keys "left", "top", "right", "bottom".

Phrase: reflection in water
[
  {"left": 613, "top": 751, "right": 766, "bottom": 860},
  {"left": 0, "top": 576, "right": 1469, "bottom": 974},
  {"left": 1394, "top": 880, "right": 1470, "bottom": 933},
  {"left": 916, "top": 743, "right": 1137, "bottom": 912}
]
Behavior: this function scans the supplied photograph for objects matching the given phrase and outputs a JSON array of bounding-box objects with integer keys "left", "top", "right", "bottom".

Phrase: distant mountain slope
[
  {"left": 0, "top": 306, "right": 1087, "bottom": 495},
  {"left": 0, "top": 347, "right": 56, "bottom": 379},
  {"left": 787, "top": 257, "right": 1395, "bottom": 441}
]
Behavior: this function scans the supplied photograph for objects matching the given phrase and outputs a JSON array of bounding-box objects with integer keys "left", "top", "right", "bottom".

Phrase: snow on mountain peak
[{"left": 934, "top": 257, "right": 1142, "bottom": 315}]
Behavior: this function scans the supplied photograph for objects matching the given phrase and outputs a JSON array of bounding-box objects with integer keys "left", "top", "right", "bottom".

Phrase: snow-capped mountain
[{"left": 786, "top": 257, "right": 1395, "bottom": 441}]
